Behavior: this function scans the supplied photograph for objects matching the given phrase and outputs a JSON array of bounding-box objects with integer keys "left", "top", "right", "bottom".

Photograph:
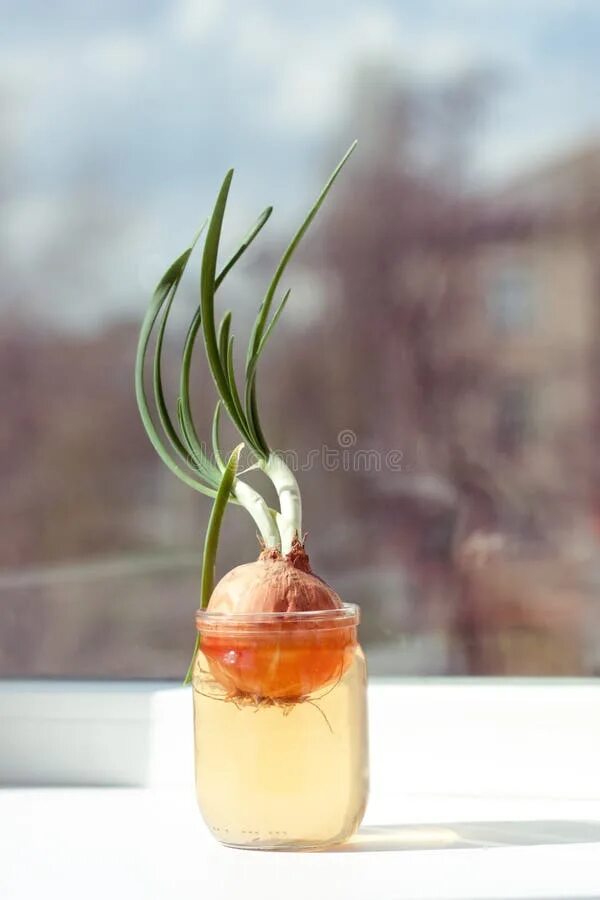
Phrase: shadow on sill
[{"left": 323, "top": 820, "right": 600, "bottom": 852}]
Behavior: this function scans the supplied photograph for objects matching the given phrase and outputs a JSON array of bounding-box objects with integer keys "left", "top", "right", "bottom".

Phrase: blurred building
[
  {"left": 446, "top": 141, "right": 600, "bottom": 674},
  {"left": 358, "top": 140, "right": 600, "bottom": 675},
  {"left": 466, "top": 141, "right": 600, "bottom": 674},
  {"left": 473, "top": 140, "right": 600, "bottom": 522}
]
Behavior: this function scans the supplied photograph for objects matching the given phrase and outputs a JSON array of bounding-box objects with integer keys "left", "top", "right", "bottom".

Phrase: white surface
[
  {"left": 2, "top": 789, "right": 600, "bottom": 900},
  {"left": 3, "top": 679, "right": 600, "bottom": 795},
  {"left": 2, "top": 680, "right": 600, "bottom": 898}
]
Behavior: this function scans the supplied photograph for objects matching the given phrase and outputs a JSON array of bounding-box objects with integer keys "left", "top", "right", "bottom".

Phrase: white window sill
[
  {"left": 2, "top": 678, "right": 600, "bottom": 796},
  {"left": 2, "top": 680, "right": 600, "bottom": 899},
  {"left": 3, "top": 786, "right": 600, "bottom": 900}
]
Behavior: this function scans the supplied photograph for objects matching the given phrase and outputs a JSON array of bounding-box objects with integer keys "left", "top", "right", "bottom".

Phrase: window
[
  {"left": 2, "top": 2, "right": 600, "bottom": 680},
  {"left": 486, "top": 265, "right": 535, "bottom": 335}
]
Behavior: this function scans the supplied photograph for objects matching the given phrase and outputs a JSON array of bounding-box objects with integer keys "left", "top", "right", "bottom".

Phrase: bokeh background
[{"left": 2, "top": 0, "right": 600, "bottom": 677}]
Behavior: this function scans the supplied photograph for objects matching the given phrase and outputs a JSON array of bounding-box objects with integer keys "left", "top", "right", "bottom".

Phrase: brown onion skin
[{"left": 206, "top": 540, "right": 343, "bottom": 615}]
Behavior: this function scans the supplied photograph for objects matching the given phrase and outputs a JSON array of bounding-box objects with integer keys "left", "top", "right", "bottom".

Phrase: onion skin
[
  {"left": 206, "top": 542, "right": 343, "bottom": 615},
  {"left": 200, "top": 541, "right": 355, "bottom": 699}
]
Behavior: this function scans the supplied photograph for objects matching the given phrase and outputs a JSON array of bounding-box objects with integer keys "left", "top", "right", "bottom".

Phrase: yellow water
[{"left": 193, "top": 647, "right": 369, "bottom": 849}]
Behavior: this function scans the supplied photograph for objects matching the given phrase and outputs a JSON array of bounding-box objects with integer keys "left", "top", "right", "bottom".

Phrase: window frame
[{"left": 2, "top": 678, "right": 599, "bottom": 794}]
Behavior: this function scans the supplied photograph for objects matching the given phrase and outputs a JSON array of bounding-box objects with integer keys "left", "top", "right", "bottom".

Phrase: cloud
[
  {"left": 169, "top": 0, "right": 225, "bottom": 43},
  {"left": 2, "top": 0, "right": 600, "bottom": 326},
  {"left": 229, "top": 4, "right": 486, "bottom": 140},
  {"left": 86, "top": 33, "right": 149, "bottom": 81}
]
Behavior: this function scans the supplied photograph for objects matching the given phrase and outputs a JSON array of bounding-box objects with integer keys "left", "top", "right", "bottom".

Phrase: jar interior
[{"left": 195, "top": 604, "right": 359, "bottom": 700}]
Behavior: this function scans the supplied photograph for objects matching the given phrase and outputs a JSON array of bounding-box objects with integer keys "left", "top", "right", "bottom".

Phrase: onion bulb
[{"left": 201, "top": 541, "right": 356, "bottom": 699}]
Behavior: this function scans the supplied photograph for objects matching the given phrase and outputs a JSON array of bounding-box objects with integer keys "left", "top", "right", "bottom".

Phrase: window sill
[
  {"left": 2, "top": 678, "right": 599, "bottom": 795},
  {"left": 2, "top": 680, "right": 600, "bottom": 899}
]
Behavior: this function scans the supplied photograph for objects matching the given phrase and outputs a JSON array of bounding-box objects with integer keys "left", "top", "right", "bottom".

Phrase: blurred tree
[{"left": 258, "top": 66, "right": 580, "bottom": 672}]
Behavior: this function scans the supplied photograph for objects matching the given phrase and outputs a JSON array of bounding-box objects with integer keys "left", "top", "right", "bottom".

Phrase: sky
[{"left": 1, "top": 0, "right": 600, "bottom": 327}]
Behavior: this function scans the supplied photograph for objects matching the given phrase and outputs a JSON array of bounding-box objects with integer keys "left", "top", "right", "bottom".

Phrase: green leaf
[
  {"left": 179, "top": 205, "right": 275, "bottom": 466},
  {"left": 200, "top": 171, "right": 261, "bottom": 450},
  {"left": 246, "top": 141, "right": 357, "bottom": 370},
  {"left": 245, "top": 288, "right": 291, "bottom": 395},
  {"left": 134, "top": 246, "right": 218, "bottom": 498},
  {"left": 178, "top": 308, "right": 222, "bottom": 484},
  {"left": 200, "top": 171, "right": 237, "bottom": 402},
  {"left": 217, "top": 311, "right": 232, "bottom": 369},
  {"left": 153, "top": 279, "right": 199, "bottom": 469},
  {"left": 175, "top": 398, "right": 212, "bottom": 478},
  {"left": 240, "top": 144, "right": 357, "bottom": 463},
  {"left": 151, "top": 223, "right": 206, "bottom": 467},
  {"left": 215, "top": 206, "right": 272, "bottom": 289},
  {"left": 201, "top": 443, "right": 242, "bottom": 606},
  {"left": 242, "top": 288, "right": 292, "bottom": 459},
  {"left": 258, "top": 288, "right": 291, "bottom": 356},
  {"left": 224, "top": 336, "right": 246, "bottom": 427},
  {"left": 183, "top": 444, "right": 243, "bottom": 685},
  {"left": 245, "top": 376, "right": 269, "bottom": 458},
  {"left": 211, "top": 401, "right": 225, "bottom": 470},
  {"left": 155, "top": 245, "right": 193, "bottom": 303}
]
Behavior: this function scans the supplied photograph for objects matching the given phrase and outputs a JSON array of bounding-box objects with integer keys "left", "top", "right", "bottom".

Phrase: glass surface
[
  {"left": 193, "top": 607, "right": 369, "bottom": 849},
  {"left": 2, "top": 2, "right": 600, "bottom": 679}
]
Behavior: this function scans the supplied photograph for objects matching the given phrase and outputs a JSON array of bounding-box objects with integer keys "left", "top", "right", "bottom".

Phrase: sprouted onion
[{"left": 135, "top": 142, "right": 357, "bottom": 697}]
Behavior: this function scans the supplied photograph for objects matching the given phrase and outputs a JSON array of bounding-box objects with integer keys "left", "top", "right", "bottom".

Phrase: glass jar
[{"left": 192, "top": 603, "right": 369, "bottom": 850}]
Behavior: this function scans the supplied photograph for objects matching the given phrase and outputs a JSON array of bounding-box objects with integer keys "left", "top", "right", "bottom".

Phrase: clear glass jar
[{"left": 192, "top": 604, "right": 369, "bottom": 850}]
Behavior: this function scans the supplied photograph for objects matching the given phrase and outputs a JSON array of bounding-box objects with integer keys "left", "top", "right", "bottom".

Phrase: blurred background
[{"left": 2, "top": 0, "right": 600, "bottom": 677}]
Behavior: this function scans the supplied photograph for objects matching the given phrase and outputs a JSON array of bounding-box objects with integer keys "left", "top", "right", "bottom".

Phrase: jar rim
[{"left": 195, "top": 602, "right": 359, "bottom": 631}]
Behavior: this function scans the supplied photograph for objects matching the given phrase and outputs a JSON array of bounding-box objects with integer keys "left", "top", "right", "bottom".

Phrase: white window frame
[{"left": 2, "top": 678, "right": 599, "bottom": 798}]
